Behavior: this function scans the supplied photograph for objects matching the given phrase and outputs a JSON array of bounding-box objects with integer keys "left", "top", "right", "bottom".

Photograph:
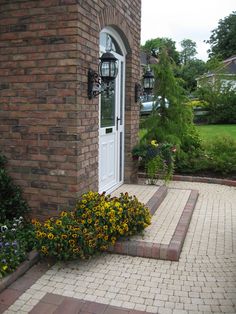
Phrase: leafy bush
[
  {"left": 186, "top": 99, "right": 208, "bottom": 108},
  {"left": 132, "top": 141, "right": 176, "bottom": 183},
  {"left": 175, "top": 135, "right": 236, "bottom": 176},
  {"left": 204, "top": 136, "right": 236, "bottom": 174},
  {"left": 32, "top": 191, "right": 151, "bottom": 260},
  {"left": 0, "top": 154, "right": 29, "bottom": 222},
  {"left": 0, "top": 217, "right": 35, "bottom": 277},
  {"left": 197, "top": 78, "right": 236, "bottom": 124}
]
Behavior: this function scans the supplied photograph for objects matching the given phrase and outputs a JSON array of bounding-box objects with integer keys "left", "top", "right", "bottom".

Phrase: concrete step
[{"left": 109, "top": 184, "right": 199, "bottom": 261}]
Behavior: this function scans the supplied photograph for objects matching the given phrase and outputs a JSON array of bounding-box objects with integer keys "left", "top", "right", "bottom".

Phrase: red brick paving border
[
  {"left": 29, "top": 293, "right": 154, "bottom": 314},
  {"left": 0, "top": 261, "right": 50, "bottom": 313},
  {"left": 108, "top": 188, "right": 199, "bottom": 261},
  {"left": 173, "top": 174, "right": 236, "bottom": 186},
  {"left": 138, "top": 171, "right": 236, "bottom": 187}
]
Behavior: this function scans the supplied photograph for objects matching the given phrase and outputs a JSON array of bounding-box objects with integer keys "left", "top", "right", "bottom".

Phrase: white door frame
[{"left": 99, "top": 27, "right": 126, "bottom": 193}]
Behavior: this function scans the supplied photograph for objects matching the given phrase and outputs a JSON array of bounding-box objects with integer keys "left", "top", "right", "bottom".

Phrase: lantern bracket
[
  {"left": 88, "top": 69, "right": 101, "bottom": 99},
  {"left": 88, "top": 69, "right": 113, "bottom": 99}
]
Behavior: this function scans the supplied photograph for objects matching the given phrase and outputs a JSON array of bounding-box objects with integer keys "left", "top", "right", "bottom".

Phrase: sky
[{"left": 141, "top": 0, "right": 235, "bottom": 61}]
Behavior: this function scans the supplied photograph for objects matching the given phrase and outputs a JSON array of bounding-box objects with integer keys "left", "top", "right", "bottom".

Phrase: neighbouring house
[
  {"left": 196, "top": 55, "right": 236, "bottom": 90},
  {"left": 0, "top": 0, "right": 141, "bottom": 219}
]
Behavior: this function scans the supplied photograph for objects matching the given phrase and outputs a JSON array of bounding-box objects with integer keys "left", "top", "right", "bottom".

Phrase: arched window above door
[{"left": 100, "top": 32, "right": 123, "bottom": 56}]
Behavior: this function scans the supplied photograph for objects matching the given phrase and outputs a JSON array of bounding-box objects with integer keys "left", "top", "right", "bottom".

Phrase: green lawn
[{"left": 196, "top": 124, "right": 236, "bottom": 141}]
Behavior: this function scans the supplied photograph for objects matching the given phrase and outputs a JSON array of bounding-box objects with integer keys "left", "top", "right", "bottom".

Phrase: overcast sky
[{"left": 141, "top": 0, "right": 235, "bottom": 61}]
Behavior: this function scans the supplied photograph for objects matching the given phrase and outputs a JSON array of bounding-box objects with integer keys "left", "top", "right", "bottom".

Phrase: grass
[
  {"left": 196, "top": 124, "right": 236, "bottom": 142},
  {"left": 139, "top": 124, "right": 236, "bottom": 143}
]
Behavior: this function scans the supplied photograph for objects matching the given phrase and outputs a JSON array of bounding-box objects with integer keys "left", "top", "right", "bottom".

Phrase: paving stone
[{"left": 3, "top": 181, "right": 236, "bottom": 314}]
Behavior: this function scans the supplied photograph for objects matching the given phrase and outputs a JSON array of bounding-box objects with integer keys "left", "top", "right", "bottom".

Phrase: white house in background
[{"left": 197, "top": 55, "right": 236, "bottom": 90}]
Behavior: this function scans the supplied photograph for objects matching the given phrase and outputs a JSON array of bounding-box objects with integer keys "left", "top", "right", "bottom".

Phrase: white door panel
[{"left": 99, "top": 30, "right": 125, "bottom": 193}]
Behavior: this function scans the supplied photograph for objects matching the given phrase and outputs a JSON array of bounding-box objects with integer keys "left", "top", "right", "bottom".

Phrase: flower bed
[
  {"left": 32, "top": 191, "right": 151, "bottom": 261},
  {"left": 132, "top": 140, "right": 176, "bottom": 184},
  {"left": 0, "top": 217, "right": 35, "bottom": 278}
]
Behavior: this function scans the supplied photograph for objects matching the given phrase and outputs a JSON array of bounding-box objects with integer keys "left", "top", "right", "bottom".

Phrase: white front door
[{"left": 99, "top": 32, "right": 125, "bottom": 193}]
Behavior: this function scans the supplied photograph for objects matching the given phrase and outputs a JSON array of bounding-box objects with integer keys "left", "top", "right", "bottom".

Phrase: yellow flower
[
  {"left": 61, "top": 234, "right": 67, "bottom": 239},
  {"left": 56, "top": 219, "right": 62, "bottom": 226},
  {"left": 104, "top": 235, "right": 108, "bottom": 241},
  {"left": 60, "top": 211, "right": 68, "bottom": 217},
  {"left": 88, "top": 219, "right": 92, "bottom": 224},
  {"left": 41, "top": 246, "right": 48, "bottom": 254},
  {"left": 100, "top": 245, "right": 108, "bottom": 251},
  {"left": 151, "top": 140, "right": 158, "bottom": 147},
  {"left": 69, "top": 239, "right": 75, "bottom": 246},
  {"left": 36, "top": 231, "right": 43, "bottom": 238},
  {"left": 2, "top": 265, "right": 8, "bottom": 271},
  {"left": 34, "top": 221, "right": 41, "bottom": 228},
  {"left": 48, "top": 233, "right": 54, "bottom": 240},
  {"left": 31, "top": 218, "right": 38, "bottom": 225},
  {"left": 73, "top": 248, "right": 80, "bottom": 253},
  {"left": 88, "top": 240, "right": 95, "bottom": 247},
  {"left": 72, "top": 234, "right": 78, "bottom": 238}
]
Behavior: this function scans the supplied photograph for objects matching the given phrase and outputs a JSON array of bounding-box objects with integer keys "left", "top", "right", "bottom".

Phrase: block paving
[
  {"left": 1, "top": 181, "right": 236, "bottom": 314},
  {"left": 109, "top": 185, "right": 198, "bottom": 261}
]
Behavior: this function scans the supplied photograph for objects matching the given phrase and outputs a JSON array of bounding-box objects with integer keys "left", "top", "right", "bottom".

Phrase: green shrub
[
  {"left": 197, "top": 78, "right": 236, "bottom": 124},
  {"left": 32, "top": 191, "right": 151, "bottom": 261},
  {"left": 204, "top": 136, "right": 236, "bottom": 174},
  {"left": 175, "top": 135, "right": 236, "bottom": 176},
  {"left": 0, "top": 154, "right": 30, "bottom": 222},
  {"left": 186, "top": 99, "right": 208, "bottom": 108}
]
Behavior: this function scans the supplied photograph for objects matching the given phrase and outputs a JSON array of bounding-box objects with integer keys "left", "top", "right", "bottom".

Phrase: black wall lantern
[
  {"left": 143, "top": 66, "right": 155, "bottom": 94},
  {"left": 88, "top": 51, "right": 118, "bottom": 99},
  {"left": 135, "top": 66, "right": 155, "bottom": 102}
]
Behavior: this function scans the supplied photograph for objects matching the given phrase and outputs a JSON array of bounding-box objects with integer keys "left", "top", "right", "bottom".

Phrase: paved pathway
[
  {"left": 2, "top": 181, "right": 236, "bottom": 314},
  {"left": 132, "top": 188, "right": 191, "bottom": 245}
]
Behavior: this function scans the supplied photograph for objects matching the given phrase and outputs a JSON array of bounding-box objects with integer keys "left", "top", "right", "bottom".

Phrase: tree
[
  {"left": 180, "top": 39, "right": 197, "bottom": 65},
  {"left": 142, "top": 37, "right": 180, "bottom": 64},
  {"left": 206, "top": 11, "right": 236, "bottom": 60},
  {"left": 196, "top": 76, "right": 236, "bottom": 124},
  {"left": 142, "top": 48, "right": 201, "bottom": 152},
  {"left": 178, "top": 59, "right": 206, "bottom": 92}
]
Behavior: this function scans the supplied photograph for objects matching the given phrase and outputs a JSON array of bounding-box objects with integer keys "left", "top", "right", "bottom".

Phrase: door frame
[{"left": 98, "top": 27, "right": 126, "bottom": 193}]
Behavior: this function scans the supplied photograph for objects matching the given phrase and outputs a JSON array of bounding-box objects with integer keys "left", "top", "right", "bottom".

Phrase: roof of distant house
[
  {"left": 219, "top": 55, "right": 236, "bottom": 75},
  {"left": 140, "top": 51, "right": 158, "bottom": 66},
  {"left": 197, "top": 55, "right": 236, "bottom": 81}
]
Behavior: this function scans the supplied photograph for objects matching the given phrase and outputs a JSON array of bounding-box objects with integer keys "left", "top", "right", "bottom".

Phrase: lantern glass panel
[{"left": 100, "top": 60, "right": 117, "bottom": 81}]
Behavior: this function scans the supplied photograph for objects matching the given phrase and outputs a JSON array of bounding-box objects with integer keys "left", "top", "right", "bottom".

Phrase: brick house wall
[{"left": 0, "top": 0, "right": 141, "bottom": 219}]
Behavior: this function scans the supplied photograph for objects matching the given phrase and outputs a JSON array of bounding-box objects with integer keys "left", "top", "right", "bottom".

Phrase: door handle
[{"left": 116, "top": 117, "right": 121, "bottom": 130}]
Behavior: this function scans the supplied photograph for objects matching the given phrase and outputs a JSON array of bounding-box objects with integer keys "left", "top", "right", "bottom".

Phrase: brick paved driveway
[{"left": 2, "top": 181, "right": 236, "bottom": 314}]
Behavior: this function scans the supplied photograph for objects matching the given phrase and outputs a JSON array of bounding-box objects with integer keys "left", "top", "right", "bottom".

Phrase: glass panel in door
[{"left": 99, "top": 80, "right": 117, "bottom": 192}]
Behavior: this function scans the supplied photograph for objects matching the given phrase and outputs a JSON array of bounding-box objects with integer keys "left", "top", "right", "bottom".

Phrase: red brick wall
[{"left": 0, "top": 0, "right": 141, "bottom": 218}]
